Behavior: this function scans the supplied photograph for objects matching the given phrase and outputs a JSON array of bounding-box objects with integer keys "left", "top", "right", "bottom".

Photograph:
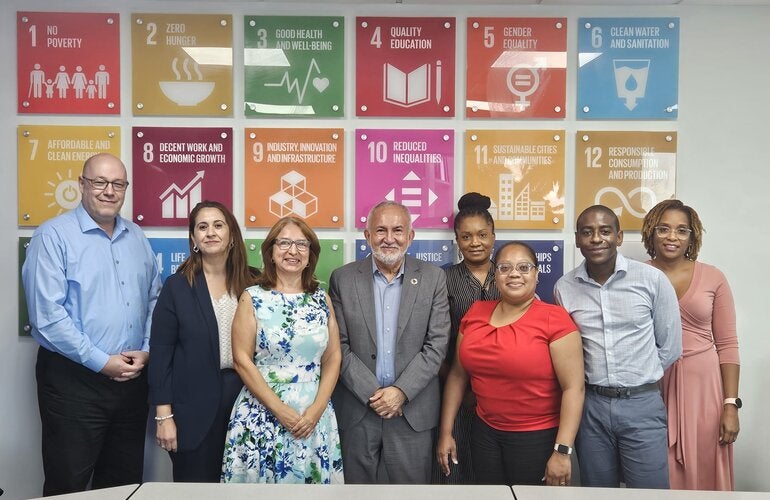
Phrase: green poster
[
  {"left": 19, "top": 238, "right": 31, "bottom": 337},
  {"left": 244, "top": 16, "right": 344, "bottom": 118}
]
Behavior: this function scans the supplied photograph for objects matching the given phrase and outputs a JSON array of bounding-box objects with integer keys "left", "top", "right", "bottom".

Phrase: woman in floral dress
[{"left": 222, "top": 216, "right": 343, "bottom": 483}]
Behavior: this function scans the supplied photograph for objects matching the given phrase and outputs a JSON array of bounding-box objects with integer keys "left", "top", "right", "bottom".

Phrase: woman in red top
[{"left": 436, "top": 242, "right": 584, "bottom": 486}]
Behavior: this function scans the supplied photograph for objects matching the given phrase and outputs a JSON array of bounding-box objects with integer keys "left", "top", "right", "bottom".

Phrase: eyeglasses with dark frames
[{"left": 81, "top": 176, "right": 129, "bottom": 192}]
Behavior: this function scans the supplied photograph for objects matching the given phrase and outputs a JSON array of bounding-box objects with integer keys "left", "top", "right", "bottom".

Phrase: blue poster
[
  {"left": 148, "top": 238, "right": 189, "bottom": 283},
  {"left": 578, "top": 18, "right": 679, "bottom": 120},
  {"left": 493, "top": 239, "right": 563, "bottom": 304},
  {"left": 355, "top": 239, "right": 454, "bottom": 268}
]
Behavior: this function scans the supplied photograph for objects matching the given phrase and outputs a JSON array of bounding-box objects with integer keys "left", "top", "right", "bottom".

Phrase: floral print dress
[{"left": 221, "top": 286, "right": 343, "bottom": 483}]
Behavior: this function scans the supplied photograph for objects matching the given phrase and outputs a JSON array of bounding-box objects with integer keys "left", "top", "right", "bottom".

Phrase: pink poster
[
  {"left": 132, "top": 127, "right": 232, "bottom": 227},
  {"left": 355, "top": 128, "right": 454, "bottom": 229}
]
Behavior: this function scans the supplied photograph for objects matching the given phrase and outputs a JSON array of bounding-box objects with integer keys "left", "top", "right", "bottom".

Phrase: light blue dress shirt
[
  {"left": 22, "top": 204, "right": 161, "bottom": 373},
  {"left": 554, "top": 253, "right": 682, "bottom": 387},
  {"left": 372, "top": 259, "right": 404, "bottom": 387}
]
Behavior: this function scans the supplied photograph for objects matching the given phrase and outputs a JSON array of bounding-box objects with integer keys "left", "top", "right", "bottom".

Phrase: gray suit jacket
[{"left": 329, "top": 255, "right": 450, "bottom": 433}]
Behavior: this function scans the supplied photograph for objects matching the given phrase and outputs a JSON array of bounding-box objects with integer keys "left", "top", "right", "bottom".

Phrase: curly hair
[{"left": 641, "top": 199, "right": 704, "bottom": 260}]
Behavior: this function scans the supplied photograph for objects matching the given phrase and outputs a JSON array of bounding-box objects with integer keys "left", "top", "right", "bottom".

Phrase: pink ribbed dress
[{"left": 661, "top": 261, "right": 740, "bottom": 490}]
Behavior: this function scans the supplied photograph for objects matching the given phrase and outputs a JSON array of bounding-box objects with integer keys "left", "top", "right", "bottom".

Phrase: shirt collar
[
  {"left": 371, "top": 256, "right": 405, "bottom": 280},
  {"left": 575, "top": 252, "right": 628, "bottom": 284},
  {"left": 75, "top": 203, "right": 127, "bottom": 238},
  {"left": 460, "top": 260, "right": 495, "bottom": 286}
]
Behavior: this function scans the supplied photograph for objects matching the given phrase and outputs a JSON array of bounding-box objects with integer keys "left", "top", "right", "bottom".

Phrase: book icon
[{"left": 383, "top": 62, "right": 440, "bottom": 107}]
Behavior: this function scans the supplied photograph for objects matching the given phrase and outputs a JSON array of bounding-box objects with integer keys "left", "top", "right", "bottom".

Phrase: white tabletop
[
  {"left": 26, "top": 484, "right": 140, "bottom": 500},
  {"left": 512, "top": 485, "right": 770, "bottom": 500},
  {"left": 132, "top": 482, "right": 514, "bottom": 500}
]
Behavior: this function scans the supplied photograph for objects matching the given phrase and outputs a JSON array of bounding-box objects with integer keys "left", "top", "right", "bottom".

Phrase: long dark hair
[
  {"left": 177, "top": 200, "right": 253, "bottom": 296},
  {"left": 255, "top": 216, "right": 321, "bottom": 294}
]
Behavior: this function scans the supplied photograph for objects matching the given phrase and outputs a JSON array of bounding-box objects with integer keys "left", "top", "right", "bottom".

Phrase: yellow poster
[
  {"left": 132, "top": 13, "right": 233, "bottom": 116},
  {"left": 575, "top": 131, "right": 677, "bottom": 230},
  {"left": 464, "top": 130, "right": 565, "bottom": 229},
  {"left": 18, "top": 125, "right": 120, "bottom": 226},
  {"left": 244, "top": 128, "right": 344, "bottom": 228}
]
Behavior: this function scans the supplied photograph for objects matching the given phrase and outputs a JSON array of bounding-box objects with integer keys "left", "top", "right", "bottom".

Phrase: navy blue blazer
[{"left": 148, "top": 271, "right": 240, "bottom": 452}]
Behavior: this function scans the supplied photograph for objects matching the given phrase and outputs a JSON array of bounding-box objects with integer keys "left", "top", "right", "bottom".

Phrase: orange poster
[
  {"left": 464, "top": 130, "right": 565, "bottom": 229},
  {"left": 244, "top": 128, "right": 344, "bottom": 228},
  {"left": 575, "top": 131, "right": 677, "bottom": 230},
  {"left": 18, "top": 125, "right": 120, "bottom": 226}
]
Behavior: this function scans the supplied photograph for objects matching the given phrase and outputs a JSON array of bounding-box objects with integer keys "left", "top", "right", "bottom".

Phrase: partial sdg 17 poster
[{"left": 17, "top": 12, "right": 120, "bottom": 114}]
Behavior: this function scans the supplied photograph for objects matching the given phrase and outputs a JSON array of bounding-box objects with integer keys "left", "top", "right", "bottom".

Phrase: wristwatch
[
  {"left": 554, "top": 443, "right": 573, "bottom": 455},
  {"left": 724, "top": 397, "right": 742, "bottom": 409}
]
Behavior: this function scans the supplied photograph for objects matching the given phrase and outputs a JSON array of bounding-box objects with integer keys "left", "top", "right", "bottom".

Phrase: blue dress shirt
[
  {"left": 22, "top": 204, "right": 161, "bottom": 373},
  {"left": 554, "top": 253, "right": 682, "bottom": 387},
  {"left": 372, "top": 259, "right": 404, "bottom": 387}
]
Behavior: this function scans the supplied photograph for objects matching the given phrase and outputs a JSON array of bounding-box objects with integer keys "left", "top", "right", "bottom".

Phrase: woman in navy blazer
[{"left": 148, "top": 201, "right": 257, "bottom": 482}]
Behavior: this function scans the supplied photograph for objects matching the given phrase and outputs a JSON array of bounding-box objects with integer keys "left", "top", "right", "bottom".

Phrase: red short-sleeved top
[{"left": 459, "top": 299, "right": 578, "bottom": 432}]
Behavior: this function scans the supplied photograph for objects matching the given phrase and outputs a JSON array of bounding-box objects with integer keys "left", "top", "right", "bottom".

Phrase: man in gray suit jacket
[{"left": 329, "top": 201, "right": 450, "bottom": 483}]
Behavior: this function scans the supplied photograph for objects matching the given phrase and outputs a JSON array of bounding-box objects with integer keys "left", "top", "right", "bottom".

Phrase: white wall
[{"left": 1, "top": 1, "right": 768, "bottom": 498}]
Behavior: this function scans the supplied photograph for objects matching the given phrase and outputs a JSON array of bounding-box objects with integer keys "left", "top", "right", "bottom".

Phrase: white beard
[{"left": 372, "top": 246, "right": 406, "bottom": 267}]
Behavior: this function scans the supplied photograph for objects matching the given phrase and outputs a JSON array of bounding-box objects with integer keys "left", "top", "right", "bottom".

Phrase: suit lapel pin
[{"left": 410, "top": 278, "right": 418, "bottom": 285}]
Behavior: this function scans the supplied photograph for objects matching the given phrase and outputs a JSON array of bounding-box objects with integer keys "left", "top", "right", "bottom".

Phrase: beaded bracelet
[{"left": 154, "top": 414, "right": 174, "bottom": 421}]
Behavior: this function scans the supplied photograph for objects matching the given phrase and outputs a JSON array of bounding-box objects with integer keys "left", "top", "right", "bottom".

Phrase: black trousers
[
  {"left": 36, "top": 347, "right": 148, "bottom": 496},
  {"left": 471, "top": 414, "right": 558, "bottom": 486},
  {"left": 169, "top": 368, "right": 243, "bottom": 482}
]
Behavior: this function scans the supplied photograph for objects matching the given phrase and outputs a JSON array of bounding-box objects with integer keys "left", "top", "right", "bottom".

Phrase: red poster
[
  {"left": 17, "top": 12, "right": 120, "bottom": 114},
  {"left": 132, "top": 127, "right": 233, "bottom": 227},
  {"left": 356, "top": 17, "right": 455, "bottom": 117},
  {"left": 466, "top": 18, "right": 566, "bottom": 119}
]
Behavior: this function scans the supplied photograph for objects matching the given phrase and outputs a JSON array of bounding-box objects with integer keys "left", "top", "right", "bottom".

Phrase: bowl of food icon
[{"left": 159, "top": 81, "right": 215, "bottom": 106}]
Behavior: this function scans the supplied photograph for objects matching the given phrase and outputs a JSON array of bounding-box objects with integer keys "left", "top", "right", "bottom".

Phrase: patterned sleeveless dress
[{"left": 221, "top": 286, "right": 343, "bottom": 483}]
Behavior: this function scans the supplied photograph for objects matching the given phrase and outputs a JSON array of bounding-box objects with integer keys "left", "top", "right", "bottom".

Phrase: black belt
[{"left": 588, "top": 382, "right": 659, "bottom": 398}]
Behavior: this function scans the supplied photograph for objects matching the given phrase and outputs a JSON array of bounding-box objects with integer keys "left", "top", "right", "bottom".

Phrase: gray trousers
[
  {"left": 576, "top": 388, "right": 670, "bottom": 488},
  {"left": 340, "top": 409, "right": 433, "bottom": 484}
]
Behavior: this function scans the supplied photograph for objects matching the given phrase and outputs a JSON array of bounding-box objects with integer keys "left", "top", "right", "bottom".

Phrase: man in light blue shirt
[
  {"left": 329, "top": 201, "right": 449, "bottom": 483},
  {"left": 22, "top": 153, "right": 161, "bottom": 496},
  {"left": 554, "top": 205, "right": 682, "bottom": 489}
]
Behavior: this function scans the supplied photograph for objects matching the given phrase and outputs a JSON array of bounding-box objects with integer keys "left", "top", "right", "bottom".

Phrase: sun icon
[{"left": 44, "top": 169, "right": 81, "bottom": 214}]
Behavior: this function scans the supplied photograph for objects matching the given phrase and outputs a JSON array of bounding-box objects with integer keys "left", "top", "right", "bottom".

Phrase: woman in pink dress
[{"left": 642, "top": 199, "right": 740, "bottom": 490}]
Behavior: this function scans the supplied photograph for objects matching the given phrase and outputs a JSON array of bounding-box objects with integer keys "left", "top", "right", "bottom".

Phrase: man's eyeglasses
[
  {"left": 274, "top": 238, "right": 311, "bottom": 252},
  {"left": 81, "top": 176, "right": 129, "bottom": 192},
  {"left": 495, "top": 262, "right": 537, "bottom": 275},
  {"left": 654, "top": 226, "right": 692, "bottom": 239}
]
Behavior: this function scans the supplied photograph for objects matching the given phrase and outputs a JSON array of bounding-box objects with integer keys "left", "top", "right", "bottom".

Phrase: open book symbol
[{"left": 383, "top": 62, "right": 436, "bottom": 107}]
